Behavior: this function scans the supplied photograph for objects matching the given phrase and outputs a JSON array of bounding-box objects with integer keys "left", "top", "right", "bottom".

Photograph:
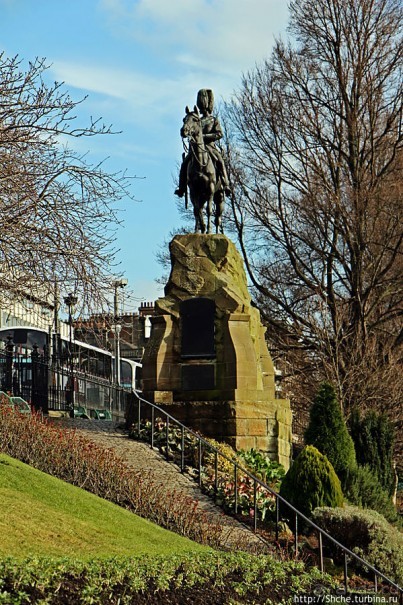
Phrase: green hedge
[
  {"left": 312, "top": 505, "right": 403, "bottom": 586},
  {"left": 349, "top": 409, "right": 395, "bottom": 495}
]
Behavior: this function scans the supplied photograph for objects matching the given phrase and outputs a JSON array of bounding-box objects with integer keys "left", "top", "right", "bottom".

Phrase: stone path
[{"left": 49, "top": 418, "right": 267, "bottom": 552}]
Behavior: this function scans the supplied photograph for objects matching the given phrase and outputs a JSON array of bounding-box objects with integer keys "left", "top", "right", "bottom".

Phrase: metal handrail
[{"left": 132, "top": 390, "right": 402, "bottom": 600}]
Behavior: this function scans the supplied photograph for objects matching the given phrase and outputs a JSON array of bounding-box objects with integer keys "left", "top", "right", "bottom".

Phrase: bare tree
[
  {"left": 223, "top": 0, "right": 402, "bottom": 421},
  {"left": 0, "top": 54, "right": 136, "bottom": 313}
]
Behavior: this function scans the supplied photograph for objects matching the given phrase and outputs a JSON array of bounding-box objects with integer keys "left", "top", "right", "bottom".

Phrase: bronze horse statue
[{"left": 180, "top": 106, "right": 225, "bottom": 234}]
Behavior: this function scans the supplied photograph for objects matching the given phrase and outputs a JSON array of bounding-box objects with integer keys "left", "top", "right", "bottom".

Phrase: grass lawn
[{"left": 0, "top": 453, "right": 209, "bottom": 558}]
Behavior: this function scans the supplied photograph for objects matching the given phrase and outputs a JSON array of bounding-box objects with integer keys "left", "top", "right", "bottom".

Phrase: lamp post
[
  {"left": 64, "top": 292, "right": 78, "bottom": 417},
  {"left": 113, "top": 323, "right": 122, "bottom": 386},
  {"left": 112, "top": 279, "right": 127, "bottom": 386},
  {"left": 5, "top": 335, "right": 14, "bottom": 394}
]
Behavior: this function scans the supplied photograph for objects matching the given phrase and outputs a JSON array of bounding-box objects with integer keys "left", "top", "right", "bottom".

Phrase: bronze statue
[{"left": 176, "top": 89, "right": 230, "bottom": 234}]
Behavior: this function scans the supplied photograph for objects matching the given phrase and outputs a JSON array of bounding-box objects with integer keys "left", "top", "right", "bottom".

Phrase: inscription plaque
[
  {"left": 180, "top": 297, "right": 215, "bottom": 358},
  {"left": 182, "top": 364, "right": 215, "bottom": 391}
]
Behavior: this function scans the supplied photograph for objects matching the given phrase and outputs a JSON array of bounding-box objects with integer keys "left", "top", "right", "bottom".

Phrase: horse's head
[{"left": 180, "top": 105, "right": 202, "bottom": 141}]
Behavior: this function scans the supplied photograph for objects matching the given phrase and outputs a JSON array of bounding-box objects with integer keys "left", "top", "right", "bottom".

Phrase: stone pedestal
[{"left": 142, "top": 234, "right": 292, "bottom": 469}]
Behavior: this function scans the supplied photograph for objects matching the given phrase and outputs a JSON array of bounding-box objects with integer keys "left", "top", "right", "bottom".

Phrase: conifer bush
[
  {"left": 344, "top": 464, "right": 399, "bottom": 524},
  {"left": 305, "top": 382, "right": 356, "bottom": 486},
  {"left": 279, "top": 445, "right": 343, "bottom": 519},
  {"left": 349, "top": 409, "right": 395, "bottom": 495}
]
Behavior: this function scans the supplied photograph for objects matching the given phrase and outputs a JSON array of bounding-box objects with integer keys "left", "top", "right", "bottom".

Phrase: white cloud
[
  {"left": 51, "top": 61, "right": 177, "bottom": 115},
  {"left": 48, "top": 60, "right": 195, "bottom": 167},
  {"left": 51, "top": 62, "right": 145, "bottom": 101},
  {"left": 49, "top": 59, "right": 230, "bottom": 130},
  {"left": 99, "top": 0, "right": 289, "bottom": 79}
]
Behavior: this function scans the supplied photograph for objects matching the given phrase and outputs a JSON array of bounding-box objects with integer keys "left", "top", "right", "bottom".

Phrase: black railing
[
  {"left": 131, "top": 391, "right": 402, "bottom": 602},
  {"left": 0, "top": 349, "right": 132, "bottom": 418}
]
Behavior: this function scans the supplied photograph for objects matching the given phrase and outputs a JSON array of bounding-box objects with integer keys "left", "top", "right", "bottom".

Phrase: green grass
[{"left": 0, "top": 454, "right": 208, "bottom": 558}]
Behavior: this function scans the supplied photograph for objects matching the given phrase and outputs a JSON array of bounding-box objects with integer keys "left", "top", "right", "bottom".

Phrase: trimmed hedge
[{"left": 312, "top": 505, "right": 403, "bottom": 586}]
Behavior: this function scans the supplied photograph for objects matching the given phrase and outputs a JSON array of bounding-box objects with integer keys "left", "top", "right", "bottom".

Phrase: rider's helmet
[{"left": 197, "top": 89, "right": 214, "bottom": 114}]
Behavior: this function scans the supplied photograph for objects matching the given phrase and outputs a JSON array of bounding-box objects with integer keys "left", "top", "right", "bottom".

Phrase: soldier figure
[{"left": 175, "top": 89, "right": 231, "bottom": 198}]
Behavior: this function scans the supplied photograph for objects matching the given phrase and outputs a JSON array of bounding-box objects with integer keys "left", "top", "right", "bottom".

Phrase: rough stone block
[
  {"left": 245, "top": 418, "right": 269, "bottom": 436},
  {"left": 275, "top": 403, "right": 292, "bottom": 426},
  {"left": 234, "top": 435, "right": 257, "bottom": 451},
  {"left": 278, "top": 423, "right": 292, "bottom": 443},
  {"left": 255, "top": 435, "right": 278, "bottom": 452}
]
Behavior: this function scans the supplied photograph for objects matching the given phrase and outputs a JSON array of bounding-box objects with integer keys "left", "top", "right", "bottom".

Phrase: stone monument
[{"left": 142, "top": 233, "right": 292, "bottom": 469}]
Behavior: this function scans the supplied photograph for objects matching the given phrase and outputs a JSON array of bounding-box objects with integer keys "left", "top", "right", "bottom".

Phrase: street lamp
[
  {"left": 112, "top": 323, "right": 122, "bottom": 385},
  {"left": 112, "top": 279, "right": 127, "bottom": 385},
  {"left": 64, "top": 292, "right": 78, "bottom": 417}
]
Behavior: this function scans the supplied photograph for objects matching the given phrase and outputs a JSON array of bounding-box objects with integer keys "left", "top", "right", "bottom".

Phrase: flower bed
[
  {"left": 0, "top": 551, "right": 337, "bottom": 604},
  {"left": 130, "top": 419, "right": 285, "bottom": 525}
]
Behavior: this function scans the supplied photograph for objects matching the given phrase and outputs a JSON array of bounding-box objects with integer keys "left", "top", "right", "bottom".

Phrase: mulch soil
[{"left": 4, "top": 572, "right": 297, "bottom": 605}]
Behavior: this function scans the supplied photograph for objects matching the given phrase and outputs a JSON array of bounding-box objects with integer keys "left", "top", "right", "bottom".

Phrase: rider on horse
[{"left": 175, "top": 89, "right": 231, "bottom": 198}]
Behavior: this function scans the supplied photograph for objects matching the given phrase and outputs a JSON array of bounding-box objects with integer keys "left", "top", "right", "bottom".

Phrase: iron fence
[{"left": 0, "top": 348, "right": 132, "bottom": 418}]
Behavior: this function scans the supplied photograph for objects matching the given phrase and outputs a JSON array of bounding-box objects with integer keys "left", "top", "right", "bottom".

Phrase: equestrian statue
[{"left": 175, "top": 89, "right": 231, "bottom": 234}]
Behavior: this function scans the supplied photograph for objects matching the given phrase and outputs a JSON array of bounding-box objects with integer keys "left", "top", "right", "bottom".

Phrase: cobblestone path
[{"left": 49, "top": 418, "right": 266, "bottom": 552}]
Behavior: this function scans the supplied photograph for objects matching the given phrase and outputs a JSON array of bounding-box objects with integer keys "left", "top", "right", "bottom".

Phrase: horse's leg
[
  {"left": 199, "top": 201, "right": 206, "bottom": 233},
  {"left": 206, "top": 195, "right": 212, "bottom": 234},
  {"left": 193, "top": 198, "right": 205, "bottom": 233},
  {"left": 206, "top": 161, "right": 218, "bottom": 234},
  {"left": 214, "top": 190, "right": 225, "bottom": 234},
  {"left": 206, "top": 183, "right": 215, "bottom": 234},
  {"left": 193, "top": 203, "right": 200, "bottom": 232},
  {"left": 189, "top": 190, "right": 199, "bottom": 232}
]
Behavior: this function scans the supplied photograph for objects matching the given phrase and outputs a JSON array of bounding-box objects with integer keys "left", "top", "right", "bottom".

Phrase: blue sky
[{"left": 1, "top": 0, "right": 289, "bottom": 313}]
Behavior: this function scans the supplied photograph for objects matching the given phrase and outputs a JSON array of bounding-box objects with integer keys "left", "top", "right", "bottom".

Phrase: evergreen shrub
[
  {"left": 344, "top": 464, "right": 399, "bottom": 524},
  {"left": 349, "top": 409, "right": 395, "bottom": 495},
  {"left": 279, "top": 445, "right": 343, "bottom": 519},
  {"left": 313, "top": 505, "right": 403, "bottom": 586},
  {"left": 305, "top": 382, "right": 356, "bottom": 486}
]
